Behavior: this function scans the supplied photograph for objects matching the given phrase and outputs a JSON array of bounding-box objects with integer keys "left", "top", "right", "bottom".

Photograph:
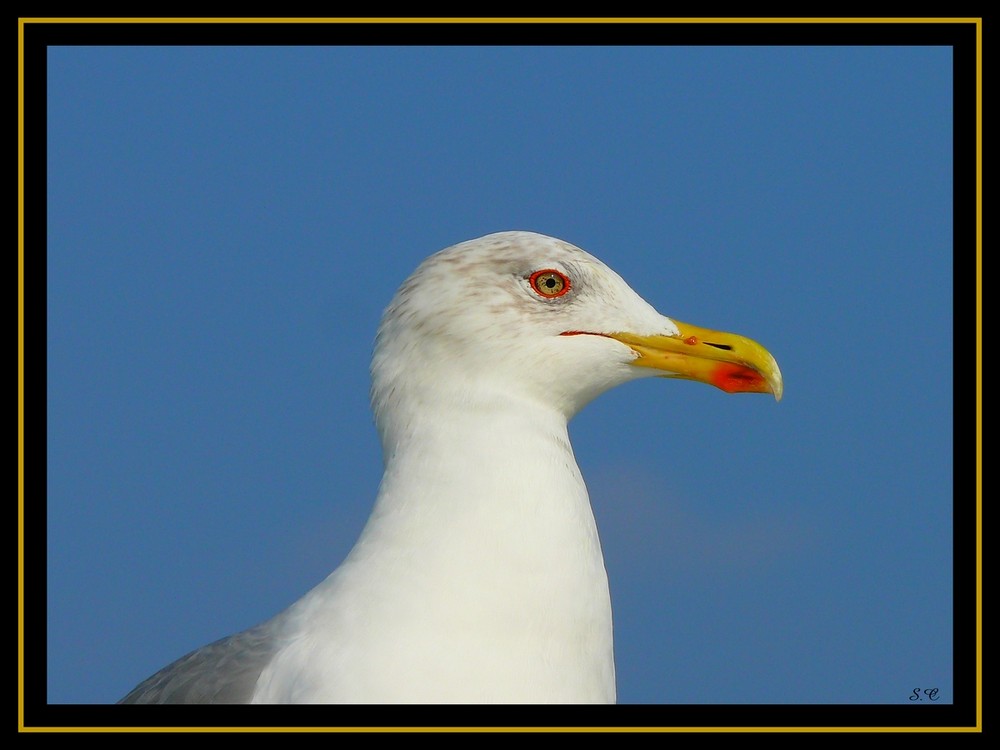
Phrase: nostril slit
[{"left": 706, "top": 342, "right": 733, "bottom": 351}]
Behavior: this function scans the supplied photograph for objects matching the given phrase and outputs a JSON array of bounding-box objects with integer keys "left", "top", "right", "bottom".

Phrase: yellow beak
[{"left": 606, "top": 320, "right": 783, "bottom": 401}]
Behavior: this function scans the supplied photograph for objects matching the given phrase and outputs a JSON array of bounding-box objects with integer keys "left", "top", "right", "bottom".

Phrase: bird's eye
[{"left": 528, "top": 269, "right": 571, "bottom": 298}]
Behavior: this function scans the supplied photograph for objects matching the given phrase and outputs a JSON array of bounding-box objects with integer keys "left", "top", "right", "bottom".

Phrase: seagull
[{"left": 118, "top": 230, "right": 782, "bottom": 704}]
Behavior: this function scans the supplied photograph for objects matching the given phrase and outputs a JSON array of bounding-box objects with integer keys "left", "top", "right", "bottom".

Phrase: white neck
[{"left": 252, "top": 390, "right": 616, "bottom": 703}]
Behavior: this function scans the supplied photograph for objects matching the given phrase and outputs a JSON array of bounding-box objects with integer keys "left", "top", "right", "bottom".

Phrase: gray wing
[{"left": 118, "top": 623, "right": 280, "bottom": 704}]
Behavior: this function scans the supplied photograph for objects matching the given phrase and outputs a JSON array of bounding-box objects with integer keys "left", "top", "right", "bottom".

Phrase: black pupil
[{"left": 544, "top": 277, "right": 556, "bottom": 288}]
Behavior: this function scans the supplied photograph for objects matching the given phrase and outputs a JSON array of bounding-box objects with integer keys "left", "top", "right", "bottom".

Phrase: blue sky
[{"left": 44, "top": 42, "right": 957, "bottom": 709}]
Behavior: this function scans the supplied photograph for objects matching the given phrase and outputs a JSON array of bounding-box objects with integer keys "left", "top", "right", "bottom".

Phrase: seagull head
[{"left": 371, "top": 231, "right": 782, "bottom": 429}]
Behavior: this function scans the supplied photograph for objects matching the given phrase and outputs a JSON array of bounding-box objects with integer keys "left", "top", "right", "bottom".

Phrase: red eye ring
[{"left": 528, "top": 269, "right": 571, "bottom": 298}]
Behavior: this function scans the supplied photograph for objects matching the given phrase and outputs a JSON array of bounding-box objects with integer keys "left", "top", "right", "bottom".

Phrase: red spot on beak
[
  {"left": 710, "top": 362, "right": 767, "bottom": 394},
  {"left": 684, "top": 335, "right": 699, "bottom": 346}
]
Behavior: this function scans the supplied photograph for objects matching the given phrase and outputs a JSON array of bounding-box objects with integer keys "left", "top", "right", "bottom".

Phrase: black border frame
[{"left": 20, "top": 17, "right": 979, "bottom": 732}]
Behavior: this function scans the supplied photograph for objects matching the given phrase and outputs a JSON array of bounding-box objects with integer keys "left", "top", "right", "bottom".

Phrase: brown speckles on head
[
  {"left": 383, "top": 231, "right": 662, "bottom": 341},
  {"left": 369, "top": 230, "right": 682, "bottom": 426}
]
